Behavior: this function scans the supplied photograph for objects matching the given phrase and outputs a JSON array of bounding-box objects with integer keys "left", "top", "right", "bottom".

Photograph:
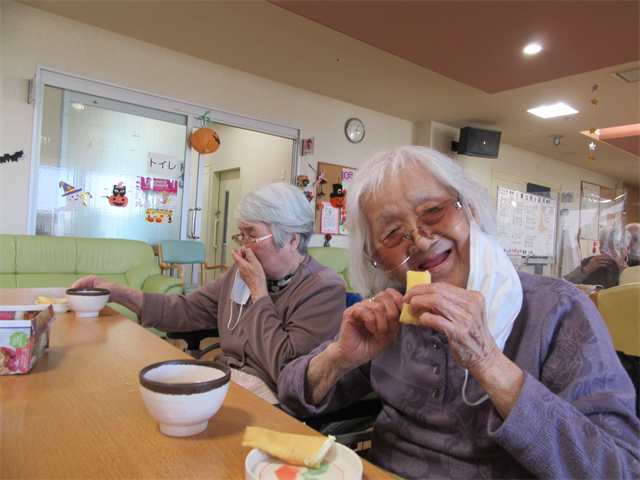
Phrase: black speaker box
[{"left": 456, "top": 127, "right": 501, "bottom": 158}]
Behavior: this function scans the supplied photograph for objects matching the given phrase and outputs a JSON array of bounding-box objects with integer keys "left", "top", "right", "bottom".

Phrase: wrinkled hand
[
  {"left": 71, "top": 275, "right": 141, "bottom": 314},
  {"left": 230, "top": 247, "right": 268, "bottom": 301},
  {"left": 405, "top": 282, "right": 502, "bottom": 373},
  {"left": 334, "top": 288, "right": 404, "bottom": 370},
  {"left": 582, "top": 254, "right": 614, "bottom": 275},
  {"left": 72, "top": 274, "right": 116, "bottom": 293}
]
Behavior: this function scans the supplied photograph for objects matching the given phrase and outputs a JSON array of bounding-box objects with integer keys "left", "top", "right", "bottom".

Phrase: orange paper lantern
[{"left": 190, "top": 128, "right": 220, "bottom": 154}]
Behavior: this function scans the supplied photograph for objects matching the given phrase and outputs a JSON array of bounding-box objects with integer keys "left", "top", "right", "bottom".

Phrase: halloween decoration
[
  {"left": 190, "top": 110, "right": 220, "bottom": 154},
  {"left": 329, "top": 184, "right": 345, "bottom": 209},
  {"left": 57, "top": 181, "right": 90, "bottom": 211},
  {"left": 0, "top": 150, "right": 24, "bottom": 164},
  {"left": 108, "top": 182, "right": 129, "bottom": 207}
]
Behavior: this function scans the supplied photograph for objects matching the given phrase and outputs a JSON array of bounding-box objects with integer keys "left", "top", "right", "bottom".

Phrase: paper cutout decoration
[
  {"left": 108, "top": 182, "right": 128, "bottom": 207},
  {"left": 329, "top": 184, "right": 345, "bottom": 209},
  {"left": 136, "top": 177, "right": 178, "bottom": 210},
  {"left": 57, "top": 181, "right": 90, "bottom": 211},
  {"left": 0, "top": 150, "right": 23, "bottom": 164},
  {"left": 145, "top": 208, "right": 173, "bottom": 224}
]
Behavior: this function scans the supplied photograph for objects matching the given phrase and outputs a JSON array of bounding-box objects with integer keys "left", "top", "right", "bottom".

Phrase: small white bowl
[
  {"left": 35, "top": 299, "right": 71, "bottom": 314},
  {"left": 65, "top": 288, "right": 110, "bottom": 320},
  {"left": 139, "top": 360, "right": 231, "bottom": 437}
]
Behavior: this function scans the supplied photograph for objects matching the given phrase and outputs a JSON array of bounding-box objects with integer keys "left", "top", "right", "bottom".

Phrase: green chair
[
  {"left": 307, "top": 246, "right": 355, "bottom": 292},
  {"left": 157, "top": 240, "right": 229, "bottom": 294}
]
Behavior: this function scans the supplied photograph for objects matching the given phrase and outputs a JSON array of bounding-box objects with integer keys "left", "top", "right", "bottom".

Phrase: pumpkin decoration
[
  {"left": 190, "top": 127, "right": 220, "bottom": 154},
  {"left": 190, "top": 110, "right": 221, "bottom": 154}
]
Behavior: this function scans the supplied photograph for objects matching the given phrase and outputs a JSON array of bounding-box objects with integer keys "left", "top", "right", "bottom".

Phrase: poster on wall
[
  {"left": 320, "top": 202, "right": 339, "bottom": 234},
  {"left": 136, "top": 177, "right": 178, "bottom": 210}
]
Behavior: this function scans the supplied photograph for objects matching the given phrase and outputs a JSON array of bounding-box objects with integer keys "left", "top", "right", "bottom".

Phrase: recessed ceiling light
[
  {"left": 527, "top": 103, "right": 579, "bottom": 119},
  {"left": 524, "top": 44, "right": 542, "bottom": 54}
]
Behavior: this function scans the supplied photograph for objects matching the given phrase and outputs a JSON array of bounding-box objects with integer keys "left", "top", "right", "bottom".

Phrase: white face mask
[
  {"left": 229, "top": 270, "right": 251, "bottom": 331},
  {"left": 462, "top": 219, "right": 523, "bottom": 405}
]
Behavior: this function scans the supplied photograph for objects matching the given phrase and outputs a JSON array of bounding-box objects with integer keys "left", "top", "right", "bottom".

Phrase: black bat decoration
[{"left": 0, "top": 150, "right": 24, "bottom": 164}]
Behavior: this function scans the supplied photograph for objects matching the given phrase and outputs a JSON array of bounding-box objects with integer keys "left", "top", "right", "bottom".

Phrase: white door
[{"left": 208, "top": 169, "right": 241, "bottom": 282}]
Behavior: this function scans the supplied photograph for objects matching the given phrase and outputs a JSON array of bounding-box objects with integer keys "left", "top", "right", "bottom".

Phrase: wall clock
[{"left": 345, "top": 118, "right": 365, "bottom": 143}]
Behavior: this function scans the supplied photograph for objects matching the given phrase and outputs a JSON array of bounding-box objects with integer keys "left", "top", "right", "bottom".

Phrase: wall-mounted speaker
[{"left": 454, "top": 127, "right": 501, "bottom": 158}]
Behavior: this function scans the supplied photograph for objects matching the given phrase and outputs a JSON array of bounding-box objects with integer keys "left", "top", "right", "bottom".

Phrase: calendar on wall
[{"left": 496, "top": 187, "right": 557, "bottom": 257}]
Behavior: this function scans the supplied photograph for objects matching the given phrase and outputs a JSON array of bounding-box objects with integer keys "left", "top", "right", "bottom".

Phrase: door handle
[
  {"left": 213, "top": 219, "right": 219, "bottom": 248},
  {"left": 189, "top": 207, "right": 202, "bottom": 239}
]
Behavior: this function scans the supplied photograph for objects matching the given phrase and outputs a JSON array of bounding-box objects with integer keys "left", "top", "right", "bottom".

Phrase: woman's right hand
[
  {"left": 334, "top": 288, "right": 405, "bottom": 370},
  {"left": 71, "top": 275, "right": 142, "bottom": 314},
  {"left": 305, "top": 288, "right": 404, "bottom": 405}
]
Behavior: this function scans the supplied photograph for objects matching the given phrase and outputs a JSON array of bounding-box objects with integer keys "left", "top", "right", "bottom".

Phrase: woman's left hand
[
  {"left": 405, "top": 282, "right": 524, "bottom": 418},
  {"left": 230, "top": 247, "right": 269, "bottom": 301}
]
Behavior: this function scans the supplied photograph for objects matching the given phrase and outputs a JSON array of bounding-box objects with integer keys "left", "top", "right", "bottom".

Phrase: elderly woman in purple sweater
[{"left": 278, "top": 146, "right": 639, "bottom": 479}]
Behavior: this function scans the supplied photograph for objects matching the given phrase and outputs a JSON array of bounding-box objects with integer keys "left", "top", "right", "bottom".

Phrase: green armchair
[
  {"left": 0, "top": 235, "right": 182, "bottom": 329},
  {"left": 307, "top": 246, "right": 355, "bottom": 292}
]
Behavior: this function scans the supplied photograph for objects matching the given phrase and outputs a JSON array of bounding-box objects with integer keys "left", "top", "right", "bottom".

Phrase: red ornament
[{"left": 190, "top": 128, "right": 220, "bottom": 154}]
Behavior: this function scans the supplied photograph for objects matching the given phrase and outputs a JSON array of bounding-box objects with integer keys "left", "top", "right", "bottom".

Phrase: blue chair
[{"left": 157, "top": 240, "right": 229, "bottom": 294}]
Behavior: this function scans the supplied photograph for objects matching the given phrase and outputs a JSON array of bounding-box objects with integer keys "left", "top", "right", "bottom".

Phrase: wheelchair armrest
[{"left": 166, "top": 329, "right": 219, "bottom": 351}]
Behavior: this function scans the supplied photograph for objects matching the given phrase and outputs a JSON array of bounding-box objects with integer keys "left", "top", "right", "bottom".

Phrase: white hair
[
  {"left": 599, "top": 226, "right": 631, "bottom": 251},
  {"left": 347, "top": 146, "right": 497, "bottom": 297},
  {"left": 627, "top": 223, "right": 640, "bottom": 250},
  {"left": 235, "top": 183, "right": 314, "bottom": 254}
]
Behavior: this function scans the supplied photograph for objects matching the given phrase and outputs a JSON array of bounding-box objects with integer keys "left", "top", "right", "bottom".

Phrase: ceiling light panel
[{"left": 527, "top": 103, "right": 579, "bottom": 119}]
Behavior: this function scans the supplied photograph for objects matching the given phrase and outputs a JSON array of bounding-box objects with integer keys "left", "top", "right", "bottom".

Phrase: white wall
[{"left": 0, "top": 2, "right": 414, "bottom": 239}]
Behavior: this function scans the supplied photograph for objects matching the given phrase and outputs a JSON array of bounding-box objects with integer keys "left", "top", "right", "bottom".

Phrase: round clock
[{"left": 345, "top": 118, "right": 365, "bottom": 143}]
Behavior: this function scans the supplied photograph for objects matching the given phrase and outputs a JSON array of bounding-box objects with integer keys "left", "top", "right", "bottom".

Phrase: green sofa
[
  {"left": 0, "top": 235, "right": 183, "bottom": 328},
  {"left": 307, "top": 246, "right": 355, "bottom": 292}
]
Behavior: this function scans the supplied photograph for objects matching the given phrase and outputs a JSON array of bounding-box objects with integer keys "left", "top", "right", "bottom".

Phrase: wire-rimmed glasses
[
  {"left": 231, "top": 233, "right": 273, "bottom": 249},
  {"left": 369, "top": 198, "right": 464, "bottom": 273}
]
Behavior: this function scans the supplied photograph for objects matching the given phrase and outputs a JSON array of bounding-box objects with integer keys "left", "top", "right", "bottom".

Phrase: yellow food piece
[
  {"left": 242, "top": 426, "right": 335, "bottom": 469},
  {"left": 400, "top": 270, "right": 431, "bottom": 325},
  {"left": 37, "top": 297, "right": 67, "bottom": 305}
]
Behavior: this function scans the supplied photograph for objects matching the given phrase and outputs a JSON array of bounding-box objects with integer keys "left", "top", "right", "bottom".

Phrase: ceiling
[{"left": 20, "top": 0, "right": 640, "bottom": 186}]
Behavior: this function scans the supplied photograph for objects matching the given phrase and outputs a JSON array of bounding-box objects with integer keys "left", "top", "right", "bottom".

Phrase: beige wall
[{"left": 0, "top": 2, "right": 413, "bottom": 239}]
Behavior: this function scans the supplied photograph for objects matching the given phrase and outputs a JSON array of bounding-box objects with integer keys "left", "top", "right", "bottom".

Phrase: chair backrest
[
  {"left": 158, "top": 240, "right": 207, "bottom": 283},
  {"left": 597, "top": 283, "right": 640, "bottom": 356},
  {"left": 620, "top": 266, "right": 640, "bottom": 285},
  {"left": 307, "top": 246, "right": 354, "bottom": 292}
]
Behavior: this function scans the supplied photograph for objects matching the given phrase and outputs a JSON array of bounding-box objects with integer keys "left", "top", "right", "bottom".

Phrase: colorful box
[{"left": 0, "top": 305, "right": 55, "bottom": 375}]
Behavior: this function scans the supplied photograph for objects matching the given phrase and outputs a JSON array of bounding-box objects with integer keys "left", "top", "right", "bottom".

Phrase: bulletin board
[
  {"left": 496, "top": 187, "right": 557, "bottom": 257},
  {"left": 314, "top": 162, "right": 357, "bottom": 235}
]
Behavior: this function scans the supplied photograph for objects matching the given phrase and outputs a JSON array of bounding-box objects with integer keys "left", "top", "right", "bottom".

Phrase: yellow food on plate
[
  {"left": 37, "top": 296, "right": 67, "bottom": 305},
  {"left": 399, "top": 270, "right": 431, "bottom": 325},
  {"left": 242, "top": 426, "right": 335, "bottom": 469}
]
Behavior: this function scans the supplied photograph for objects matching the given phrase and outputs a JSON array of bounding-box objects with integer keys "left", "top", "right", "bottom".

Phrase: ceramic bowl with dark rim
[
  {"left": 65, "top": 288, "right": 111, "bottom": 319},
  {"left": 139, "top": 360, "right": 231, "bottom": 437}
]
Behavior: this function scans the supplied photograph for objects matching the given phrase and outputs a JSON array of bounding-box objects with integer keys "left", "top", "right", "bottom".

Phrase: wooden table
[{"left": 0, "top": 288, "right": 393, "bottom": 479}]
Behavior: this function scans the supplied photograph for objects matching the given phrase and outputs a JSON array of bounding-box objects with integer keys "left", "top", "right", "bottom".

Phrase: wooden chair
[
  {"left": 597, "top": 283, "right": 640, "bottom": 356},
  {"left": 157, "top": 240, "right": 229, "bottom": 294}
]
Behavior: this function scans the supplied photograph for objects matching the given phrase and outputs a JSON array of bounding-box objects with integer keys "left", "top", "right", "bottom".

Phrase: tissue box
[{"left": 0, "top": 305, "right": 55, "bottom": 375}]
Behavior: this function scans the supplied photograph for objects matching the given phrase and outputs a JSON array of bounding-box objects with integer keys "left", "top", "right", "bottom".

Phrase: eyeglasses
[
  {"left": 231, "top": 233, "right": 273, "bottom": 249},
  {"left": 369, "top": 198, "right": 464, "bottom": 273}
]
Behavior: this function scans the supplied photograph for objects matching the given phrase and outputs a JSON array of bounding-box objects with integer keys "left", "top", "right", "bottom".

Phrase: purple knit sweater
[{"left": 278, "top": 272, "right": 640, "bottom": 479}]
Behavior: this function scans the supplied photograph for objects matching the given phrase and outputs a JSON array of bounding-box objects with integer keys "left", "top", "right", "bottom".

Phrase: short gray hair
[
  {"left": 347, "top": 146, "right": 497, "bottom": 297},
  {"left": 599, "top": 226, "right": 631, "bottom": 251},
  {"left": 235, "top": 183, "right": 314, "bottom": 254},
  {"left": 627, "top": 223, "right": 640, "bottom": 250}
]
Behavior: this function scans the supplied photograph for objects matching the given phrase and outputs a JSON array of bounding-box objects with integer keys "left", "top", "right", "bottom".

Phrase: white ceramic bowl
[
  {"left": 65, "top": 288, "right": 110, "bottom": 319},
  {"left": 35, "top": 299, "right": 71, "bottom": 313},
  {"left": 139, "top": 360, "right": 231, "bottom": 437}
]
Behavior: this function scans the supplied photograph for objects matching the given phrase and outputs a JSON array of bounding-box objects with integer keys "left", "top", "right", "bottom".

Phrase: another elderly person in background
[
  {"left": 564, "top": 226, "right": 637, "bottom": 288},
  {"left": 278, "top": 146, "right": 639, "bottom": 479},
  {"left": 627, "top": 222, "right": 640, "bottom": 265},
  {"left": 73, "top": 183, "right": 345, "bottom": 404}
]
